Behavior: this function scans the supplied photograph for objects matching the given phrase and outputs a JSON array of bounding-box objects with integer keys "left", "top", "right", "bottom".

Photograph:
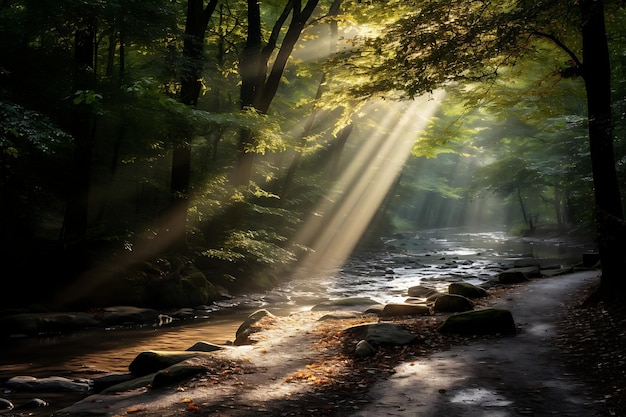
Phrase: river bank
[
  {"left": 5, "top": 263, "right": 625, "bottom": 416},
  {"left": 42, "top": 269, "right": 626, "bottom": 417},
  {"left": 0, "top": 227, "right": 596, "bottom": 374},
  {"left": 1, "top": 227, "right": 608, "bottom": 416}
]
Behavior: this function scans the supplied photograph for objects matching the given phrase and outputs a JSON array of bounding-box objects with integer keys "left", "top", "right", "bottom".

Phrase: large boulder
[
  {"left": 448, "top": 282, "right": 488, "bottom": 298},
  {"left": 91, "top": 374, "right": 136, "bottom": 393},
  {"left": 128, "top": 350, "right": 215, "bottom": 376},
  {"left": 234, "top": 309, "right": 274, "bottom": 345},
  {"left": 380, "top": 303, "right": 431, "bottom": 317},
  {"left": 151, "top": 358, "right": 207, "bottom": 389},
  {"left": 100, "top": 374, "right": 154, "bottom": 393},
  {"left": 407, "top": 285, "right": 440, "bottom": 298},
  {"left": 344, "top": 322, "right": 417, "bottom": 347},
  {"left": 433, "top": 294, "right": 474, "bottom": 313},
  {"left": 438, "top": 308, "right": 516, "bottom": 335},
  {"left": 363, "top": 304, "right": 385, "bottom": 315}
]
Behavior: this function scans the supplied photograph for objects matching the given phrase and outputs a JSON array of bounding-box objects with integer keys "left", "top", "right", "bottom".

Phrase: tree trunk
[
  {"left": 232, "top": 0, "right": 264, "bottom": 191},
  {"left": 553, "top": 186, "right": 564, "bottom": 230},
  {"left": 106, "top": 26, "right": 116, "bottom": 77},
  {"left": 234, "top": 0, "right": 320, "bottom": 187},
  {"left": 516, "top": 187, "right": 530, "bottom": 229},
  {"left": 158, "top": 0, "right": 218, "bottom": 253},
  {"left": 239, "top": 0, "right": 264, "bottom": 112},
  {"left": 257, "top": 0, "right": 320, "bottom": 114},
  {"left": 580, "top": 0, "right": 626, "bottom": 295},
  {"left": 62, "top": 21, "right": 96, "bottom": 248}
]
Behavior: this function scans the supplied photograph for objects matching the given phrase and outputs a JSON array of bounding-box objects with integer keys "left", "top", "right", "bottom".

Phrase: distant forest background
[{"left": 1, "top": 1, "right": 624, "bottom": 310}]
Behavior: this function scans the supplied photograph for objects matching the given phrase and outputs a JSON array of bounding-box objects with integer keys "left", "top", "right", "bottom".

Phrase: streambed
[{"left": 0, "top": 227, "right": 594, "bottom": 380}]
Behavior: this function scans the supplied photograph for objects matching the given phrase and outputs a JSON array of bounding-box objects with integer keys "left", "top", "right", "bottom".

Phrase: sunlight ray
[{"left": 292, "top": 91, "right": 446, "bottom": 277}]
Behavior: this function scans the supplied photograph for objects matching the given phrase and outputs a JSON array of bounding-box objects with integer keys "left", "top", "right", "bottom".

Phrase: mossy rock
[
  {"left": 128, "top": 350, "right": 215, "bottom": 377},
  {"left": 433, "top": 294, "right": 474, "bottom": 313},
  {"left": 448, "top": 282, "right": 488, "bottom": 298},
  {"left": 104, "top": 359, "right": 206, "bottom": 392},
  {"left": 234, "top": 309, "right": 274, "bottom": 345},
  {"left": 151, "top": 359, "right": 207, "bottom": 389},
  {"left": 438, "top": 308, "right": 516, "bottom": 335},
  {"left": 407, "top": 285, "right": 440, "bottom": 298},
  {"left": 101, "top": 373, "right": 154, "bottom": 393},
  {"left": 380, "top": 303, "right": 431, "bottom": 317},
  {"left": 345, "top": 322, "right": 418, "bottom": 346}
]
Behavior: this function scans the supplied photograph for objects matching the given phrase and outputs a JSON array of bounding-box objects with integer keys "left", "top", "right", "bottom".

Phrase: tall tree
[
  {"left": 234, "top": 0, "right": 321, "bottom": 187},
  {"left": 62, "top": 16, "right": 97, "bottom": 247},
  {"left": 159, "top": 0, "right": 219, "bottom": 252},
  {"left": 578, "top": 0, "right": 624, "bottom": 296},
  {"left": 341, "top": 0, "right": 625, "bottom": 296}
]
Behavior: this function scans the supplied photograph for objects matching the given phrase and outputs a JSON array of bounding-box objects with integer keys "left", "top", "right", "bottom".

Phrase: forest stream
[{"left": 0, "top": 227, "right": 595, "bottom": 382}]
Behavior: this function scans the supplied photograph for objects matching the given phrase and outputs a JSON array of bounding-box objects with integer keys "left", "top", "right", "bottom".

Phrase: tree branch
[{"left": 530, "top": 30, "right": 583, "bottom": 71}]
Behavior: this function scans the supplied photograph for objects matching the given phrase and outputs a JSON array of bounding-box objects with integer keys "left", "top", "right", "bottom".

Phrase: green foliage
[
  {"left": 200, "top": 229, "right": 298, "bottom": 266},
  {"left": 336, "top": 1, "right": 534, "bottom": 100},
  {"left": 357, "top": 0, "right": 604, "bottom": 230},
  {"left": 1, "top": 0, "right": 623, "bottom": 309},
  {"left": 70, "top": 90, "right": 103, "bottom": 106},
  {"left": 0, "top": 101, "right": 72, "bottom": 157}
]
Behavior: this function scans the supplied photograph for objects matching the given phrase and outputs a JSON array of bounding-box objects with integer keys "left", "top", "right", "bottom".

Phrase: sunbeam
[{"left": 292, "top": 90, "right": 446, "bottom": 277}]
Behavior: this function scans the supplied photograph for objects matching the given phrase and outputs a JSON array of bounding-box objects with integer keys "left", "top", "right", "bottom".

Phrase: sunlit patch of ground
[
  {"left": 51, "top": 274, "right": 626, "bottom": 417},
  {"left": 163, "top": 304, "right": 481, "bottom": 416}
]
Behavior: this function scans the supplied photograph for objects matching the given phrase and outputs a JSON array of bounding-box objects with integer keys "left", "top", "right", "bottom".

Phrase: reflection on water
[
  {"left": 0, "top": 227, "right": 595, "bottom": 380},
  {"left": 1, "top": 312, "right": 251, "bottom": 378}
]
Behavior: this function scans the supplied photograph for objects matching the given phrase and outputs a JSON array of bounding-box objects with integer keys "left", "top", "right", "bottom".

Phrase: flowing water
[{"left": 0, "top": 227, "right": 594, "bottom": 380}]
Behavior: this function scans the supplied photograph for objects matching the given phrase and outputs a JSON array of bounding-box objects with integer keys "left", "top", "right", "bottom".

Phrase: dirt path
[
  {"left": 349, "top": 270, "right": 601, "bottom": 417},
  {"left": 56, "top": 270, "right": 602, "bottom": 417}
]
